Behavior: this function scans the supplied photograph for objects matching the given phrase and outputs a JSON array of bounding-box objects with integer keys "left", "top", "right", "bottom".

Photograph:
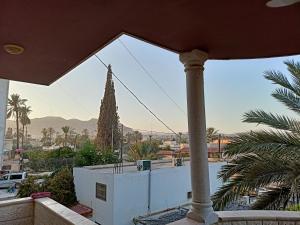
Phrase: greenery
[
  {"left": 127, "top": 140, "right": 159, "bottom": 161},
  {"left": 7, "top": 94, "right": 28, "bottom": 149},
  {"left": 24, "top": 141, "right": 119, "bottom": 171},
  {"left": 206, "top": 127, "right": 218, "bottom": 143},
  {"left": 18, "top": 167, "right": 77, "bottom": 207},
  {"left": 212, "top": 60, "right": 300, "bottom": 210},
  {"left": 75, "top": 141, "right": 118, "bottom": 167},
  {"left": 95, "top": 65, "right": 120, "bottom": 150}
]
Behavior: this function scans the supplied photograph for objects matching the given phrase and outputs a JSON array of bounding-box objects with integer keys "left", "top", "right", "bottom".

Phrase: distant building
[
  {"left": 159, "top": 140, "right": 180, "bottom": 151},
  {"left": 73, "top": 160, "right": 223, "bottom": 225}
]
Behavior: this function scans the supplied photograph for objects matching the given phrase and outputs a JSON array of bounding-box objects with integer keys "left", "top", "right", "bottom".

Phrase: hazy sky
[{"left": 9, "top": 35, "right": 300, "bottom": 134}]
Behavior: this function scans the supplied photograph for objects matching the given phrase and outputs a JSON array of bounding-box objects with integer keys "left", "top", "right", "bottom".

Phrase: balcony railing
[
  {"left": 170, "top": 211, "right": 300, "bottom": 225},
  {"left": 0, "top": 197, "right": 96, "bottom": 225}
]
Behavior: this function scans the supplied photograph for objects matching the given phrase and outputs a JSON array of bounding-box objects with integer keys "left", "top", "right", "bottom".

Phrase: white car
[{"left": 0, "top": 172, "right": 27, "bottom": 188}]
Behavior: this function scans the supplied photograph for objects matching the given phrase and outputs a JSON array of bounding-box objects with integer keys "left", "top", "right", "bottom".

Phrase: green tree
[
  {"left": 19, "top": 105, "right": 31, "bottom": 148},
  {"left": 206, "top": 127, "right": 218, "bottom": 143},
  {"left": 127, "top": 141, "right": 159, "bottom": 161},
  {"left": 7, "top": 94, "right": 27, "bottom": 149},
  {"left": 48, "top": 127, "right": 55, "bottom": 146},
  {"left": 18, "top": 168, "right": 77, "bottom": 207},
  {"left": 95, "top": 65, "right": 120, "bottom": 150},
  {"left": 41, "top": 128, "right": 49, "bottom": 146},
  {"left": 61, "top": 126, "right": 70, "bottom": 147},
  {"left": 212, "top": 60, "right": 300, "bottom": 210}
]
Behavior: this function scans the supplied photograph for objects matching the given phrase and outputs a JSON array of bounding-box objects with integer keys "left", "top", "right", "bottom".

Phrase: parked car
[{"left": 0, "top": 172, "right": 27, "bottom": 188}]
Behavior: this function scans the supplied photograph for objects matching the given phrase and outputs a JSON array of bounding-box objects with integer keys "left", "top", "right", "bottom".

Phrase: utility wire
[
  {"left": 117, "top": 38, "right": 187, "bottom": 116},
  {"left": 94, "top": 54, "right": 179, "bottom": 136}
]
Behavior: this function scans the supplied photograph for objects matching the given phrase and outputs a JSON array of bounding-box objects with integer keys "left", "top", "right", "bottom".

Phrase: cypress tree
[{"left": 95, "top": 65, "right": 120, "bottom": 150}]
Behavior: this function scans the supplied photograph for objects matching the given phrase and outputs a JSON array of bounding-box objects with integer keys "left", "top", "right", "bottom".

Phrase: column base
[{"left": 187, "top": 202, "right": 219, "bottom": 225}]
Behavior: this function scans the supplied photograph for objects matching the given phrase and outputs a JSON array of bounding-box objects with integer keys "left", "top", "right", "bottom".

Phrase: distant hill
[{"left": 6, "top": 116, "right": 133, "bottom": 138}]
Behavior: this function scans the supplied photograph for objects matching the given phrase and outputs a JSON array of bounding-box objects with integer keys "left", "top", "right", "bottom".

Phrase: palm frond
[
  {"left": 272, "top": 88, "right": 300, "bottom": 115},
  {"left": 243, "top": 110, "right": 300, "bottom": 133},
  {"left": 251, "top": 187, "right": 291, "bottom": 210},
  {"left": 264, "top": 70, "right": 299, "bottom": 95},
  {"left": 224, "top": 130, "right": 300, "bottom": 157}
]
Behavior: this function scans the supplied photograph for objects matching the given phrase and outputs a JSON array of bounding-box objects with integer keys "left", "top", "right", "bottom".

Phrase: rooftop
[{"left": 81, "top": 159, "right": 191, "bottom": 174}]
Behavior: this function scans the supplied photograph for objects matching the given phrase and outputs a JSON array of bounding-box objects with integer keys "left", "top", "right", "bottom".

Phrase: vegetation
[
  {"left": 206, "top": 127, "right": 218, "bottom": 143},
  {"left": 24, "top": 141, "right": 119, "bottom": 171},
  {"left": 127, "top": 140, "right": 160, "bottom": 161},
  {"left": 7, "top": 94, "right": 28, "bottom": 149},
  {"left": 74, "top": 141, "right": 118, "bottom": 167},
  {"left": 126, "top": 131, "right": 143, "bottom": 144},
  {"left": 95, "top": 65, "right": 120, "bottom": 150},
  {"left": 18, "top": 167, "right": 77, "bottom": 207},
  {"left": 19, "top": 105, "right": 31, "bottom": 148},
  {"left": 24, "top": 147, "right": 75, "bottom": 171},
  {"left": 212, "top": 60, "right": 300, "bottom": 210}
]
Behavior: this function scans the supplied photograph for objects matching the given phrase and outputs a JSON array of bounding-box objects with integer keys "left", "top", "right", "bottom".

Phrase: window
[
  {"left": 187, "top": 191, "right": 192, "bottom": 199},
  {"left": 96, "top": 183, "right": 107, "bottom": 201},
  {"left": 10, "top": 174, "right": 22, "bottom": 180}
]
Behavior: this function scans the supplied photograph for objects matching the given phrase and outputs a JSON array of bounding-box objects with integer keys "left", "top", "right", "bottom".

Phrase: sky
[{"left": 8, "top": 35, "right": 300, "bottom": 134}]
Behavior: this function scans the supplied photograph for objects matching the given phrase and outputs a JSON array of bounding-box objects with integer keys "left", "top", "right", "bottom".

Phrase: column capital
[{"left": 179, "top": 49, "right": 208, "bottom": 69}]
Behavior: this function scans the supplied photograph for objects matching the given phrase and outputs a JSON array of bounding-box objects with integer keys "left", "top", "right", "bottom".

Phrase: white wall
[
  {"left": 113, "top": 171, "right": 149, "bottom": 225},
  {"left": 0, "top": 79, "right": 9, "bottom": 169},
  {"left": 73, "top": 167, "right": 115, "bottom": 225}
]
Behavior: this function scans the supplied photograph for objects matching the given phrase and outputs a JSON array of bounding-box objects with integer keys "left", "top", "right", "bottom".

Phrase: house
[
  {"left": 1, "top": 1, "right": 300, "bottom": 225},
  {"left": 73, "top": 160, "right": 224, "bottom": 225}
]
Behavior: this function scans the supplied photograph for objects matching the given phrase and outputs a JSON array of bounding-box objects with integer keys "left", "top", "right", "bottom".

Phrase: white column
[
  {"left": 0, "top": 79, "right": 9, "bottom": 169},
  {"left": 180, "top": 50, "right": 218, "bottom": 224}
]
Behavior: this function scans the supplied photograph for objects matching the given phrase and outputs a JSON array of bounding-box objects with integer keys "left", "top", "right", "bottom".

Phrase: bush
[
  {"left": 17, "top": 176, "right": 44, "bottom": 198},
  {"left": 47, "top": 167, "right": 77, "bottom": 206},
  {"left": 75, "top": 141, "right": 119, "bottom": 167},
  {"left": 18, "top": 167, "right": 77, "bottom": 207}
]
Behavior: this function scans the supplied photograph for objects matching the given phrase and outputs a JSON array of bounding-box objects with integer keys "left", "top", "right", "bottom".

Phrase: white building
[
  {"left": 73, "top": 160, "right": 224, "bottom": 225},
  {"left": 159, "top": 141, "right": 180, "bottom": 151}
]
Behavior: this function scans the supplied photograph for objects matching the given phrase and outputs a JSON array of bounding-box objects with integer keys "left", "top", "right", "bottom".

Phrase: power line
[
  {"left": 117, "top": 38, "right": 187, "bottom": 116},
  {"left": 94, "top": 54, "right": 179, "bottom": 136}
]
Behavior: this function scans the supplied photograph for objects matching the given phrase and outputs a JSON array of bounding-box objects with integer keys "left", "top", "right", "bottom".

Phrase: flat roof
[
  {"left": 1, "top": 1, "right": 300, "bottom": 84},
  {"left": 81, "top": 159, "right": 190, "bottom": 174}
]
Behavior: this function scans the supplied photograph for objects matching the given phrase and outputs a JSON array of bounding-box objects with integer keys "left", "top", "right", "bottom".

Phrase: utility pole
[
  {"left": 120, "top": 124, "right": 123, "bottom": 161},
  {"left": 218, "top": 133, "right": 221, "bottom": 159},
  {"left": 111, "top": 125, "right": 114, "bottom": 151}
]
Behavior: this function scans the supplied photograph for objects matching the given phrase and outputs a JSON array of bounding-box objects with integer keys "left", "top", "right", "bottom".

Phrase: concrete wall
[
  {"left": 73, "top": 167, "right": 115, "bottom": 225},
  {"left": 0, "top": 79, "right": 9, "bottom": 169},
  {"left": 0, "top": 197, "right": 33, "bottom": 225},
  {"left": 170, "top": 211, "right": 300, "bottom": 225},
  {"left": 34, "top": 198, "right": 96, "bottom": 225}
]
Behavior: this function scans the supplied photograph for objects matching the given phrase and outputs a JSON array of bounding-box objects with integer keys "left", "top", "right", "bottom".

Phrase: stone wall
[{"left": 0, "top": 197, "right": 33, "bottom": 225}]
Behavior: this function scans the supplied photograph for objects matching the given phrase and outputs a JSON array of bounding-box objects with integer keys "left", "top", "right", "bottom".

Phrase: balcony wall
[
  {"left": 0, "top": 197, "right": 96, "bottom": 225},
  {"left": 170, "top": 211, "right": 300, "bottom": 225}
]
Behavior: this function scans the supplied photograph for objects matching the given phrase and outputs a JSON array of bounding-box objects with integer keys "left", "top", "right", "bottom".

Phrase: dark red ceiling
[{"left": 1, "top": 1, "right": 300, "bottom": 85}]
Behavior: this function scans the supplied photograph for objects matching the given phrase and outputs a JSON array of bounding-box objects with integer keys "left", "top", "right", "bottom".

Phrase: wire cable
[
  {"left": 117, "top": 38, "right": 187, "bottom": 116},
  {"left": 94, "top": 54, "right": 179, "bottom": 136}
]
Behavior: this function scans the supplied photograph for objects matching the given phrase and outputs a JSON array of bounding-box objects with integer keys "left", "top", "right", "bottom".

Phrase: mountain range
[{"left": 6, "top": 116, "right": 133, "bottom": 138}]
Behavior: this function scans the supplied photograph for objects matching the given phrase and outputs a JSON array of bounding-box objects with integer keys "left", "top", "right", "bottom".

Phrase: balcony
[
  {"left": 0, "top": 197, "right": 96, "bottom": 225},
  {"left": 170, "top": 211, "right": 300, "bottom": 225}
]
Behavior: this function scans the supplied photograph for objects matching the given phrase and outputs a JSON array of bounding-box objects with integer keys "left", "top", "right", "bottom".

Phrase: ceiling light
[
  {"left": 266, "top": 0, "right": 300, "bottom": 7},
  {"left": 3, "top": 44, "right": 24, "bottom": 55}
]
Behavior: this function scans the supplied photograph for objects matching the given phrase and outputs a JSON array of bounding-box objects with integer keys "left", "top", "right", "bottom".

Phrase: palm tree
[
  {"left": 48, "top": 127, "right": 55, "bottom": 146},
  {"left": 19, "top": 105, "right": 31, "bottom": 148},
  {"left": 212, "top": 60, "right": 300, "bottom": 210},
  {"left": 7, "top": 94, "right": 27, "bottom": 149},
  {"left": 41, "top": 128, "right": 49, "bottom": 146},
  {"left": 61, "top": 126, "right": 70, "bottom": 147},
  {"left": 206, "top": 127, "right": 218, "bottom": 143}
]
